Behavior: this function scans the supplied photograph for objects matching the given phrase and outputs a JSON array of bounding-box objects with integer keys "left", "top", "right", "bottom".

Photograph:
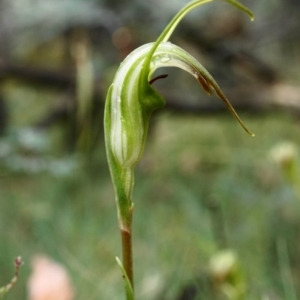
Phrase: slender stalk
[
  {"left": 0, "top": 257, "right": 23, "bottom": 298},
  {"left": 121, "top": 228, "right": 134, "bottom": 290}
]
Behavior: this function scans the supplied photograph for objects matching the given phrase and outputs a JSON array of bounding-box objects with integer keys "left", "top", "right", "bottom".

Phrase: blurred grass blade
[{"left": 277, "top": 238, "right": 297, "bottom": 300}]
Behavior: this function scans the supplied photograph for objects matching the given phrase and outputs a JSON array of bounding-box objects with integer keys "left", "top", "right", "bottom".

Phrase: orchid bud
[{"left": 104, "top": 0, "right": 254, "bottom": 226}]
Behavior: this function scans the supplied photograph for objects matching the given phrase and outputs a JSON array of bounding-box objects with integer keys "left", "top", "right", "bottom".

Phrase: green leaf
[{"left": 116, "top": 257, "right": 134, "bottom": 300}]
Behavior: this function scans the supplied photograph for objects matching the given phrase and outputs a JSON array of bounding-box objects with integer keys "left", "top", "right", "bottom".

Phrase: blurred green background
[{"left": 1, "top": 0, "right": 300, "bottom": 299}]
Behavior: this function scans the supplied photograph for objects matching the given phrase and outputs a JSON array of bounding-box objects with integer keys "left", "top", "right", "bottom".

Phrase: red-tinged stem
[{"left": 121, "top": 227, "right": 134, "bottom": 290}]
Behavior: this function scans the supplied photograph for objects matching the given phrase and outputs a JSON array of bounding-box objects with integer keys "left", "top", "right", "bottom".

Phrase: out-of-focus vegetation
[
  {"left": 1, "top": 115, "right": 300, "bottom": 299},
  {"left": 1, "top": 0, "right": 300, "bottom": 299}
]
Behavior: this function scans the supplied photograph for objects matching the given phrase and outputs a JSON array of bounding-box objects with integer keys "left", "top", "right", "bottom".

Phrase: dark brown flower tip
[{"left": 149, "top": 74, "right": 168, "bottom": 85}]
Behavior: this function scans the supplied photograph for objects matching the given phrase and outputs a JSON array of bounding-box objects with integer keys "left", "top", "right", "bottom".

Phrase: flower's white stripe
[
  {"left": 126, "top": 62, "right": 144, "bottom": 165},
  {"left": 110, "top": 44, "right": 151, "bottom": 166}
]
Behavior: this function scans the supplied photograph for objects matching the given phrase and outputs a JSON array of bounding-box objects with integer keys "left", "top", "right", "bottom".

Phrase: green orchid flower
[{"left": 104, "top": 0, "right": 254, "bottom": 298}]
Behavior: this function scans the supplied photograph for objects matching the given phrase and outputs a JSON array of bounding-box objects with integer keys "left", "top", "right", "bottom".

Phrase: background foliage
[{"left": 1, "top": 0, "right": 300, "bottom": 299}]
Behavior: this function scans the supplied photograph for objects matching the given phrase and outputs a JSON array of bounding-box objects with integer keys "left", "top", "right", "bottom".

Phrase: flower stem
[{"left": 121, "top": 227, "right": 134, "bottom": 291}]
